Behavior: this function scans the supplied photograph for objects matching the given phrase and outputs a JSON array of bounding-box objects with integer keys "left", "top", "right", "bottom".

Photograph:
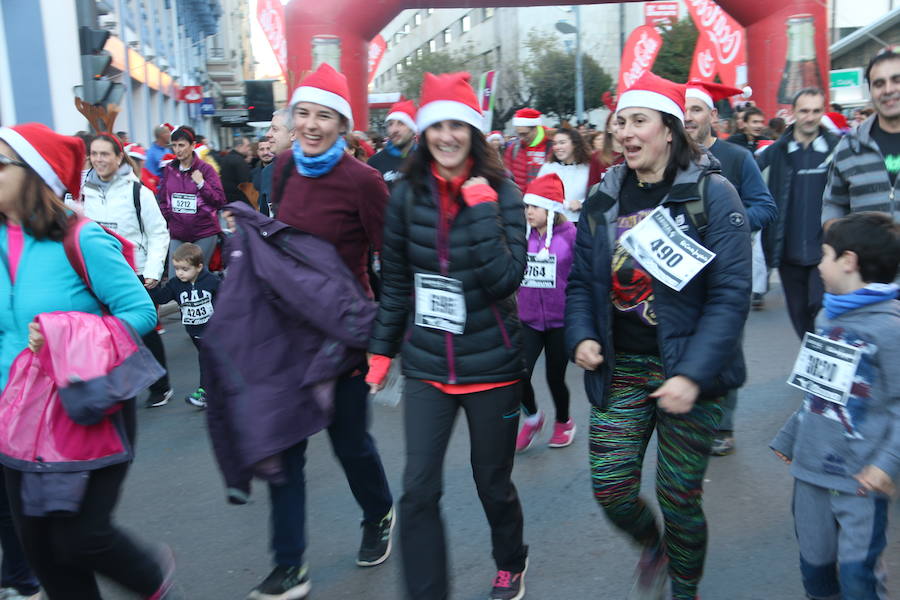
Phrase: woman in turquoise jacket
[{"left": 0, "top": 123, "right": 172, "bottom": 600}]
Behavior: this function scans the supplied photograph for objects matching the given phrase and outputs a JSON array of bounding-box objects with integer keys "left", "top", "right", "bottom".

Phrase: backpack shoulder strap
[
  {"left": 684, "top": 176, "right": 711, "bottom": 235},
  {"left": 63, "top": 216, "right": 90, "bottom": 290},
  {"left": 132, "top": 182, "right": 145, "bottom": 236}
]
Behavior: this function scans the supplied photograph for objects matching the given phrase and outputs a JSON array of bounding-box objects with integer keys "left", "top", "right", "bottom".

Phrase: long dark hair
[
  {"left": 661, "top": 113, "right": 703, "bottom": 182},
  {"left": 403, "top": 124, "right": 507, "bottom": 197},
  {"left": 548, "top": 128, "right": 591, "bottom": 166},
  {"left": 0, "top": 166, "right": 70, "bottom": 241}
]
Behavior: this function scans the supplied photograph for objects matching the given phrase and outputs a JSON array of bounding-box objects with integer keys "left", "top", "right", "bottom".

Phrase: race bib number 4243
[{"left": 619, "top": 206, "right": 716, "bottom": 291}]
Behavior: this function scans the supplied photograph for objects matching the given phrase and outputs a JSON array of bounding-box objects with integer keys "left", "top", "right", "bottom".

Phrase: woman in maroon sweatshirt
[{"left": 248, "top": 63, "right": 394, "bottom": 600}]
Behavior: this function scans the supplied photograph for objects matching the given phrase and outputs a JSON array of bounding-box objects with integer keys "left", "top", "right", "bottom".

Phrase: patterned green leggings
[{"left": 589, "top": 354, "right": 721, "bottom": 600}]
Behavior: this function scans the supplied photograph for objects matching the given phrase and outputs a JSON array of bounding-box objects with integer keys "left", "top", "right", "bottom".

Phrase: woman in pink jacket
[{"left": 515, "top": 173, "right": 577, "bottom": 452}]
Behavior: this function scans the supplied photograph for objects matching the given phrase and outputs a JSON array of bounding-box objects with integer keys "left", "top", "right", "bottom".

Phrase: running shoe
[
  {"left": 709, "top": 435, "right": 735, "bottom": 456},
  {"left": 0, "top": 589, "right": 41, "bottom": 600},
  {"left": 490, "top": 558, "right": 527, "bottom": 600},
  {"left": 548, "top": 418, "right": 576, "bottom": 448},
  {"left": 751, "top": 293, "right": 765, "bottom": 310},
  {"left": 629, "top": 545, "right": 669, "bottom": 600},
  {"left": 145, "top": 388, "right": 173, "bottom": 408},
  {"left": 247, "top": 564, "right": 310, "bottom": 600},
  {"left": 185, "top": 388, "right": 207, "bottom": 409},
  {"left": 146, "top": 542, "right": 175, "bottom": 600},
  {"left": 357, "top": 508, "right": 394, "bottom": 567},
  {"left": 515, "top": 412, "right": 544, "bottom": 453}
]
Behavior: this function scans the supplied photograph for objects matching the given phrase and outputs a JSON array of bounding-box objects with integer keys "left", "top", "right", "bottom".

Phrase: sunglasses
[{"left": 0, "top": 154, "right": 27, "bottom": 169}]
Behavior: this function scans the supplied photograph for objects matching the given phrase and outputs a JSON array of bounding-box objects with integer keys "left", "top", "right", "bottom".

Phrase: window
[
  {"left": 427, "top": 8, "right": 434, "bottom": 15},
  {"left": 461, "top": 15, "right": 471, "bottom": 33},
  {"left": 414, "top": 12, "right": 422, "bottom": 26},
  {"left": 416, "top": 47, "right": 424, "bottom": 60},
  {"left": 483, "top": 7, "right": 494, "bottom": 19},
  {"left": 443, "top": 28, "right": 452, "bottom": 44},
  {"left": 429, "top": 38, "right": 437, "bottom": 53},
  {"left": 403, "top": 23, "right": 410, "bottom": 34},
  {"left": 394, "top": 32, "right": 402, "bottom": 44},
  {"left": 405, "top": 56, "right": 412, "bottom": 66},
  {"left": 396, "top": 63, "right": 403, "bottom": 75}
]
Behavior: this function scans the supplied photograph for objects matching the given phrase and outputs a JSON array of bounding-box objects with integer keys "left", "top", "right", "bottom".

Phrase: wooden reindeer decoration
[{"left": 74, "top": 97, "right": 121, "bottom": 134}]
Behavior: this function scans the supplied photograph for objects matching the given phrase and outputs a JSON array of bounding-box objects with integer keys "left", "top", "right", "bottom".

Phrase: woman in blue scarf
[{"left": 245, "top": 63, "right": 395, "bottom": 600}]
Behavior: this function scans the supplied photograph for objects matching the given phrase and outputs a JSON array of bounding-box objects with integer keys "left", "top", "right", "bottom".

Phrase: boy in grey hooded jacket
[{"left": 771, "top": 211, "right": 900, "bottom": 600}]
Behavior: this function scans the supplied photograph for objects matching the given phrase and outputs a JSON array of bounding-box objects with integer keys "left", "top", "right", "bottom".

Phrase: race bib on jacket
[
  {"left": 522, "top": 253, "right": 557, "bottom": 289},
  {"left": 96, "top": 221, "right": 118, "bottom": 231},
  {"left": 172, "top": 193, "right": 198, "bottom": 214},
  {"left": 788, "top": 333, "right": 862, "bottom": 406},
  {"left": 619, "top": 206, "right": 715, "bottom": 291},
  {"left": 415, "top": 273, "right": 466, "bottom": 334},
  {"left": 181, "top": 295, "right": 213, "bottom": 326}
]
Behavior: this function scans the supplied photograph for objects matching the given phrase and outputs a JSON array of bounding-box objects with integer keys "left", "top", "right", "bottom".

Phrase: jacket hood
[
  {"left": 830, "top": 297, "right": 900, "bottom": 320},
  {"left": 85, "top": 163, "right": 136, "bottom": 187},
  {"left": 845, "top": 115, "right": 880, "bottom": 154}
]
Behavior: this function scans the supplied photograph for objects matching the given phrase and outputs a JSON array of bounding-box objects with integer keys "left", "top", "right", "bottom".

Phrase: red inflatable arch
[{"left": 284, "top": 0, "right": 829, "bottom": 127}]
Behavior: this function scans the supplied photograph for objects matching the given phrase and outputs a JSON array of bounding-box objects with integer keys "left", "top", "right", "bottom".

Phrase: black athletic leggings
[{"left": 520, "top": 325, "right": 570, "bottom": 423}]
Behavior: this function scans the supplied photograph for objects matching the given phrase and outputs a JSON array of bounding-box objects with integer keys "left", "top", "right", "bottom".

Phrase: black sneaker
[
  {"left": 356, "top": 507, "right": 394, "bottom": 567},
  {"left": 184, "top": 388, "right": 207, "bottom": 409},
  {"left": 247, "top": 564, "right": 310, "bottom": 600},
  {"left": 751, "top": 293, "right": 765, "bottom": 310},
  {"left": 146, "top": 388, "right": 173, "bottom": 408},
  {"left": 490, "top": 557, "right": 528, "bottom": 600}
]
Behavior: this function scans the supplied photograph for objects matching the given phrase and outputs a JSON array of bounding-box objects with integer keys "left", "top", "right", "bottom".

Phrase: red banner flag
[
  {"left": 644, "top": 2, "right": 679, "bottom": 27},
  {"left": 257, "top": 0, "right": 288, "bottom": 81},
  {"left": 367, "top": 35, "right": 387, "bottom": 86},
  {"left": 179, "top": 86, "right": 203, "bottom": 103},
  {"left": 686, "top": 0, "right": 748, "bottom": 90},
  {"left": 617, "top": 25, "right": 663, "bottom": 95}
]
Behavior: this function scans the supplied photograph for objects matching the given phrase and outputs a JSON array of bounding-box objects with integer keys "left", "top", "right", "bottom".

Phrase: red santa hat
[
  {"left": 160, "top": 122, "right": 175, "bottom": 132},
  {"left": 385, "top": 100, "right": 418, "bottom": 133},
  {"left": 416, "top": 72, "right": 483, "bottom": 132},
  {"left": 523, "top": 173, "right": 566, "bottom": 258},
  {"left": 617, "top": 71, "right": 687, "bottom": 123},
  {"left": 0, "top": 123, "right": 85, "bottom": 199},
  {"left": 513, "top": 108, "right": 542, "bottom": 127},
  {"left": 160, "top": 152, "right": 177, "bottom": 168},
  {"left": 822, "top": 112, "right": 850, "bottom": 134},
  {"left": 290, "top": 62, "right": 354, "bottom": 129},
  {"left": 125, "top": 143, "right": 147, "bottom": 160},
  {"left": 486, "top": 130, "right": 504, "bottom": 142},
  {"left": 686, "top": 80, "right": 744, "bottom": 110}
]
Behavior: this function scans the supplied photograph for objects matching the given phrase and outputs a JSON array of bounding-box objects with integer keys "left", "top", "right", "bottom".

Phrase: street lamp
[{"left": 555, "top": 5, "right": 584, "bottom": 125}]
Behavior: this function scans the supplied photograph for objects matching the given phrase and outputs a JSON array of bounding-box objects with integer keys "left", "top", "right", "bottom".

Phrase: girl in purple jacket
[{"left": 516, "top": 173, "right": 577, "bottom": 451}]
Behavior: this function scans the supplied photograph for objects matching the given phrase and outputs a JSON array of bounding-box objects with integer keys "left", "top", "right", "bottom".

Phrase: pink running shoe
[
  {"left": 515, "top": 412, "right": 544, "bottom": 452},
  {"left": 548, "top": 418, "right": 576, "bottom": 448}
]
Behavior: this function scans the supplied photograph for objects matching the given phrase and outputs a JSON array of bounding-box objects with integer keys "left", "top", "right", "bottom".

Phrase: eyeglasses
[{"left": 0, "top": 154, "right": 27, "bottom": 169}]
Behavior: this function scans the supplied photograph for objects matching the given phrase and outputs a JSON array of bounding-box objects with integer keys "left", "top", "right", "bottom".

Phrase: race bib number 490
[
  {"left": 787, "top": 333, "right": 862, "bottom": 406},
  {"left": 522, "top": 253, "right": 557, "bottom": 288},
  {"left": 172, "top": 193, "right": 197, "bottom": 214},
  {"left": 619, "top": 206, "right": 716, "bottom": 291},
  {"left": 415, "top": 273, "right": 466, "bottom": 334}
]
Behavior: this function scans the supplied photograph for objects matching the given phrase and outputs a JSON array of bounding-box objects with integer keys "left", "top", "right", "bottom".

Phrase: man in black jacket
[
  {"left": 758, "top": 88, "right": 840, "bottom": 338},
  {"left": 368, "top": 100, "right": 417, "bottom": 188},
  {"left": 219, "top": 135, "right": 252, "bottom": 205},
  {"left": 729, "top": 105, "right": 771, "bottom": 152}
]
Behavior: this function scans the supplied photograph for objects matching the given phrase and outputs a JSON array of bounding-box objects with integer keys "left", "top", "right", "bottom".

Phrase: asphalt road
[{"left": 99, "top": 289, "right": 899, "bottom": 599}]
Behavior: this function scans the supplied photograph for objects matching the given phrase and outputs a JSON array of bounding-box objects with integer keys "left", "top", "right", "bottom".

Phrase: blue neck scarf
[
  {"left": 823, "top": 283, "right": 899, "bottom": 319},
  {"left": 385, "top": 140, "right": 415, "bottom": 158},
  {"left": 292, "top": 137, "right": 346, "bottom": 178}
]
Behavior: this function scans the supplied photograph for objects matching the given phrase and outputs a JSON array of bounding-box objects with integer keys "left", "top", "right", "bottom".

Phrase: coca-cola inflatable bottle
[{"left": 777, "top": 15, "right": 823, "bottom": 104}]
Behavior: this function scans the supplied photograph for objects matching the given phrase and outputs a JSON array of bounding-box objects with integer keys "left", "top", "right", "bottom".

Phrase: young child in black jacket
[{"left": 150, "top": 242, "right": 220, "bottom": 408}]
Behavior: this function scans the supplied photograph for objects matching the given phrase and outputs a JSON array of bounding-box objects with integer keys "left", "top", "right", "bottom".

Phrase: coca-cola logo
[
  {"left": 697, "top": 49, "right": 715, "bottom": 78},
  {"left": 689, "top": 0, "right": 742, "bottom": 65},
  {"left": 258, "top": 6, "right": 287, "bottom": 66},
  {"left": 624, "top": 31, "right": 661, "bottom": 88}
]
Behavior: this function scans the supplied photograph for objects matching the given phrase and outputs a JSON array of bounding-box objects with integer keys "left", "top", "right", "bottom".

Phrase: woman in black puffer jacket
[{"left": 366, "top": 72, "right": 529, "bottom": 600}]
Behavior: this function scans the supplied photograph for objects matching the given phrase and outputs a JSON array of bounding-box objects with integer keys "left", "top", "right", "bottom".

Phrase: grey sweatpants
[{"left": 792, "top": 479, "right": 889, "bottom": 600}]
